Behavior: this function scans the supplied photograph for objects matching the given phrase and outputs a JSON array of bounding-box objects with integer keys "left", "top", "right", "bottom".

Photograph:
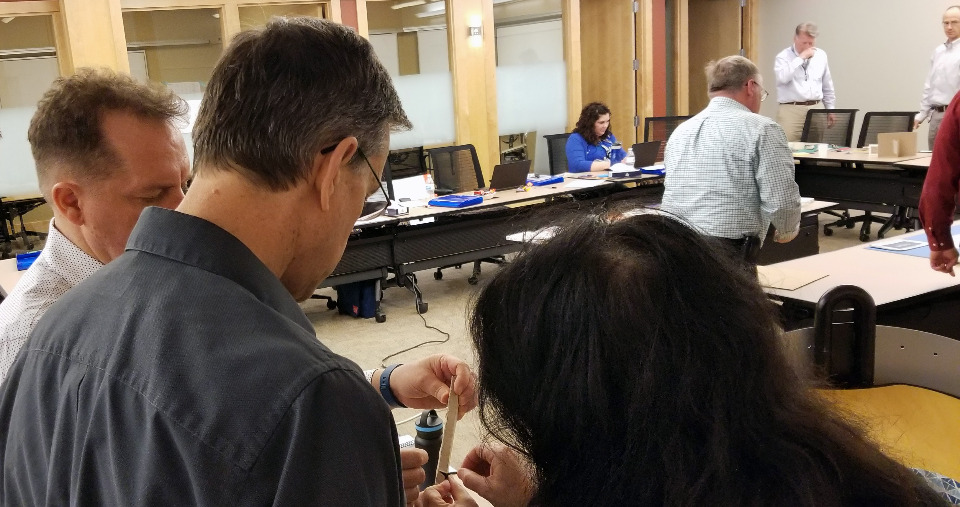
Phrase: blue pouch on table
[
  {"left": 428, "top": 195, "right": 483, "bottom": 208},
  {"left": 16, "top": 251, "right": 41, "bottom": 271},
  {"left": 527, "top": 175, "right": 564, "bottom": 186}
]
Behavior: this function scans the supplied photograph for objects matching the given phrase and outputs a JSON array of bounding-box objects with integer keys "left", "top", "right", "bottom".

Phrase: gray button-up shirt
[{"left": 0, "top": 207, "right": 403, "bottom": 506}]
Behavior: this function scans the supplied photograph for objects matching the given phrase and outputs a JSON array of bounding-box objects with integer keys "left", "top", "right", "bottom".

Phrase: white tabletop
[
  {"left": 761, "top": 226, "right": 960, "bottom": 307},
  {"left": 0, "top": 258, "right": 23, "bottom": 298}
]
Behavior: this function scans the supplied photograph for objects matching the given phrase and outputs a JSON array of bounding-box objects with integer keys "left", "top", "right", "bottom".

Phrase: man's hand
[
  {"left": 417, "top": 475, "right": 479, "bottom": 507},
  {"left": 826, "top": 112, "right": 836, "bottom": 129},
  {"left": 929, "top": 248, "right": 959, "bottom": 276},
  {"left": 799, "top": 47, "right": 816, "bottom": 60},
  {"left": 402, "top": 448, "right": 428, "bottom": 506},
  {"left": 458, "top": 443, "right": 535, "bottom": 507},
  {"left": 774, "top": 229, "right": 799, "bottom": 243},
  {"left": 388, "top": 355, "right": 477, "bottom": 416},
  {"left": 914, "top": 119, "right": 923, "bottom": 131}
]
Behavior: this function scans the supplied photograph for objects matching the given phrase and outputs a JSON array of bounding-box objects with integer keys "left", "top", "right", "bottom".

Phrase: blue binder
[{"left": 428, "top": 195, "right": 484, "bottom": 208}]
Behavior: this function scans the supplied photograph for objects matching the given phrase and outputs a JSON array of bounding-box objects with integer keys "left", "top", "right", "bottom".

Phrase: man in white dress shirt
[
  {"left": 915, "top": 6, "right": 960, "bottom": 149},
  {"left": 774, "top": 22, "right": 837, "bottom": 142},
  {"left": 0, "top": 68, "right": 191, "bottom": 383}
]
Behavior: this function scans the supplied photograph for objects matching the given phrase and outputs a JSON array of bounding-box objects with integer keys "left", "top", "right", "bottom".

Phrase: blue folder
[{"left": 428, "top": 195, "right": 483, "bottom": 208}]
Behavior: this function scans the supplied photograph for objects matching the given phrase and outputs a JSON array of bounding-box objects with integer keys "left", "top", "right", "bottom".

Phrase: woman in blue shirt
[{"left": 565, "top": 102, "right": 628, "bottom": 172}]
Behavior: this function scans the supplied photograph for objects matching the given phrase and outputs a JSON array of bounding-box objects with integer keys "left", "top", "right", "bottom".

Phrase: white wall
[{"left": 757, "top": 0, "right": 955, "bottom": 150}]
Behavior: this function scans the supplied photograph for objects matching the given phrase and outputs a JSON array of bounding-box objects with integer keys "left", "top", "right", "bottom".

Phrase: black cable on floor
[{"left": 379, "top": 309, "right": 451, "bottom": 367}]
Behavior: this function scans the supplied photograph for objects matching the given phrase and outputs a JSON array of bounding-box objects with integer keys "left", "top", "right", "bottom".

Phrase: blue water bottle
[{"left": 415, "top": 409, "right": 443, "bottom": 490}]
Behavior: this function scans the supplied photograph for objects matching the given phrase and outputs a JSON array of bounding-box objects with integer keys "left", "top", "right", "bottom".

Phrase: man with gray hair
[
  {"left": 662, "top": 55, "right": 801, "bottom": 266},
  {"left": 0, "top": 17, "right": 473, "bottom": 506},
  {"left": 915, "top": 5, "right": 960, "bottom": 148},
  {"left": 774, "top": 22, "right": 837, "bottom": 142}
]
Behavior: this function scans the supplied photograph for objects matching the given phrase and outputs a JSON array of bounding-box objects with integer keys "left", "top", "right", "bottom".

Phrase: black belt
[
  {"left": 780, "top": 100, "right": 821, "bottom": 106},
  {"left": 713, "top": 236, "right": 761, "bottom": 266},
  {"left": 933, "top": 105, "right": 948, "bottom": 113}
]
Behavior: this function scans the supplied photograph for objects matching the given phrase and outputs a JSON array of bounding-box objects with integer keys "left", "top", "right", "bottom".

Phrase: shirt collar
[
  {"left": 43, "top": 218, "right": 104, "bottom": 287},
  {"left": 125, "top": 207, "right": 314, "bottom": 335},
  {"left": 946, "top": 39, "right": 957, "bottom": 49},
  {"left": 708, "top": 96, "right": 752, "bottom": 113}
]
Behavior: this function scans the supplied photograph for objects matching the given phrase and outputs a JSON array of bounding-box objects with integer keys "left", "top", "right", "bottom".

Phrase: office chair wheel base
[
  {"left": 434, "top": 270, "right": 443, "bottom": 280},
  {"left": 375, "top": 314, "right": 387, "bottom": 323},
  {"left": 417, "top": 302, "right": 429, "bottom": 314},
  {"left": 877, "top": 231, "right": 886, "bottom": 240},
  {"left": 859, "top": 232, "right": 870, "bottom": 242},
  {"left": 326, "top": 299, "right": 338, "bottom": 310},
  {"left": 467, "top": 276, "right": 479, "bottom": 285},
  {"left": 845, "top": 222, "right": 855, "bottom": 229},
  {"left": 823, "top": 226, "right": 833, "bottom": 236}
]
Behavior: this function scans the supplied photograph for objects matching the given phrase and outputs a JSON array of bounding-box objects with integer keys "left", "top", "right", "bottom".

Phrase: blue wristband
[{"left": 379, "top": 364, "right": 406, "bottom": 409}]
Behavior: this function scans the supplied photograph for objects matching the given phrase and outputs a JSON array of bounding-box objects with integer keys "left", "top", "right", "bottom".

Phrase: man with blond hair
[{"left": 662, "top": 55, "right": 801, "bottom": 266}]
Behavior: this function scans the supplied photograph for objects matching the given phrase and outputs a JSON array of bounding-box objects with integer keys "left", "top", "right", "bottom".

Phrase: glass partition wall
[
  {"left": 366, "top": 0, "right": 456, "bottom": 151},
  {"left": 494, "top": 0, "right": 563, "bottom": 174},
  {"left": 0, "top": 14, "right": 60, "bottom": 196}
]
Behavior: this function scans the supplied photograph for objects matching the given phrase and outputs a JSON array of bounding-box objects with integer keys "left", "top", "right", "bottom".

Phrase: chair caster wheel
[
  {"left": 468, "top": 276, "right": 479, "bottom": 285},
  {"left": 845, "top": 222, "right": 856, "bottom": 229},
  {"left": 375, "top": 314, "right": 386, "bottom": 323},
  {"left": 859, "top": 232, "right": 870, "bottom": 242},
  {"left": 434, "top": 271, "right": 443, "bottom": 280},
  {"left": 326, "top": 300, "right": 338, "bottom": 310},
  {"left": 417, "top": 302, "right": 429, "bottom": 314},
  {"left": 823, "top": 227, "right": 833, "bottom": 236}
]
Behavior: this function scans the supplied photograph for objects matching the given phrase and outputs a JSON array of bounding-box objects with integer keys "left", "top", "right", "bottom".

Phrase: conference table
[
  {"left": 791, "top": 147, "right": 932, "bottom": 241},
  {"left": 318, "top": 173, "right": 665, "bottom": 317},
  {"left": 761, "top": 220, "right": 960, "bottom": 340}
]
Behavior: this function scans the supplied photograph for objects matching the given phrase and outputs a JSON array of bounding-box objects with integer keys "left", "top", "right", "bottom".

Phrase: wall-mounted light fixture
[{"left": 468, "top": 14, "right": 483, "bottom": 47}]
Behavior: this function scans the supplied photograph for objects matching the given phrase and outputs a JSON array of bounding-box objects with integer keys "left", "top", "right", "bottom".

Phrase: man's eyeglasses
[
  {"left": 320, "top": 142, "right": 391, "bottom": 223},
  {"left": 754, "top": 81, "right": 769, "bottom": 102}
]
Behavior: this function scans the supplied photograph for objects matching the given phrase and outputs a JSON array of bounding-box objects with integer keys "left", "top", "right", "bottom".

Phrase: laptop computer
[
  {"left": 488, "top": 160, "right": 532, "bottom": 190},
  {"left": 631, "top": 141, "right": 663, "bottom": 168}
]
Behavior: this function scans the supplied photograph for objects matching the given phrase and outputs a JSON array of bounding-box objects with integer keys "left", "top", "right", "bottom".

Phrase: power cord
[{"left": 379, "top": 305, "right": 452, "bottom": 368}]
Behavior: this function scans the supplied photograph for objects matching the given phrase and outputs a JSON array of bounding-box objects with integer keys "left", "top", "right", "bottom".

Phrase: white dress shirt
[
  {"left": 917, "top": 40, "right": 960, "bottom": 122},
  {"left": 0, "top": 219, "right": 102, "bottom": 383},
  {"left": 774, "top": 45, "right": 836, "bottom": 108},
  {"left": 661, "top": 97, "right": 801, "bottom": 242}
]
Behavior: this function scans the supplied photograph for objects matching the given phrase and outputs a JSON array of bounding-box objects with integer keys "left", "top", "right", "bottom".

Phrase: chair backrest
[
  {"left": 543, "top": 133, "right": 571, "bottom": 175},
  {"left": 856, "top": 111, "right": 917, "bottom": 148},
  {"left": 386, "top": 146, "right": 427, "bottom": 180},
  {"left": 427, "top": 144, "right": 484, "bottom": 193},
  {"left": 644, "top": 115, "right": 692, "bottom": 161},
  {"left": 800, "top": 109, "right": 858, "bottom": 146}
]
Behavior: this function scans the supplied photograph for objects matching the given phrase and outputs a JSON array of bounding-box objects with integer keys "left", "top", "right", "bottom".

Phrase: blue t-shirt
[{"left": 565, "top": 132, "right": 628, "bottom": 173}]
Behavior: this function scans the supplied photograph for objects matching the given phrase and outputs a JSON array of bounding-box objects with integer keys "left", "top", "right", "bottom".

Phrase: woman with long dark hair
[
  {"left": 565, "top": 102, "right": 628, "bottom": 172},
  {"left": 421, "top": 212, "right": 950, "bottom": 506}
]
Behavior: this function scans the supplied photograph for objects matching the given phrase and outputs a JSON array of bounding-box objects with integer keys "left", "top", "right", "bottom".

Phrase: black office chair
[
  {"left": 386, "top": 146, "right": 427, "bottom": 181},
  {"left": 543, "top": 133, "right": 571, "bottom": 175},
  {"left": 856, "top": 112, "right": 919, "bottom": 238},
  {"left": 799, "top": 109, "right": 859, "bottom": 237},
  {"left": 644, "top": 115, "right": 692, "bottom": 162},
  {"left": 800, "top": 108, "right": 858, "bottom": 146},
  {"left": 427, "top": 144, "right": 485, "bottom": 196},
  {"left": 426, "top": 144, "right": 503, "bottom": 284}
]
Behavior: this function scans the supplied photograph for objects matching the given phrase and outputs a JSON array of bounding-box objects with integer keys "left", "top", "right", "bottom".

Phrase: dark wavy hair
[
  {"left": 470, "top": 212, "right": 943, "bottom": 506},
  {"left": 572, "top": 102, "right": 613, "bottom": 145}
]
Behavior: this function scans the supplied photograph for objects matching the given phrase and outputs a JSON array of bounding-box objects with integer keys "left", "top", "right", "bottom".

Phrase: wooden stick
[{"left": 436, "top": 375, "right": 459, "bottom": 483}]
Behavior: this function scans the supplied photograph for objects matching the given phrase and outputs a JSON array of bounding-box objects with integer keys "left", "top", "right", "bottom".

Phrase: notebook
[
  {"left": 488, "top": 160, "right": 532, "bottom": 190},
  {"left": 631, "top": 141, "right": 663, "bottom": 168}
]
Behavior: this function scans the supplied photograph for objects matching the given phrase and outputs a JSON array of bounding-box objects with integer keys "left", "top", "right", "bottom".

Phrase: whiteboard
[
  {"left": 495, "top": 19, "right": 563, "bottom": 66},
  {"left": 369, "top": 33, "right": 401, "bottom": 77},
  {"left": 418, "top": 29, "right": 449, "bottom": 74},
  {"left": 0, "top": 57, "right": 59, "bottom": 109}
]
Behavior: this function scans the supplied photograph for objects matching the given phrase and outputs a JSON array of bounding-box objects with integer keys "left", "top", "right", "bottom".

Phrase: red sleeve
[{"left": 919, "top": 93, "right": 960, "bottom": 251}]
